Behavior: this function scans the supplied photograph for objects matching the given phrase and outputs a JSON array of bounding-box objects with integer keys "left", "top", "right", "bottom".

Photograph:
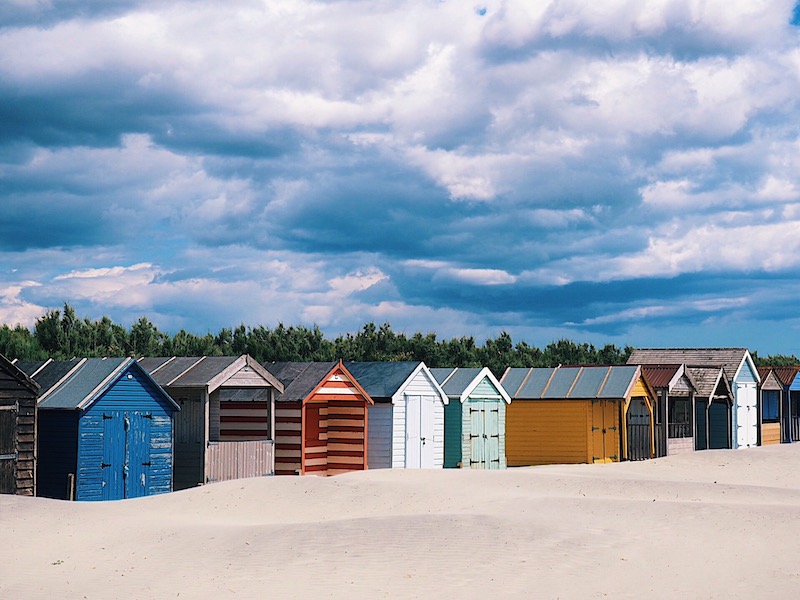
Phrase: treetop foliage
[{"left": 0, "top": 303, "right": 643, "bottom": 378}]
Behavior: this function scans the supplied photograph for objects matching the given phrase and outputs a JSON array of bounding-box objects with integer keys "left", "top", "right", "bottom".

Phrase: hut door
[
  {"left": 101, "top": 411, "right": 153, "bottom": 500},
  {"left": 303, "top": 404, "right": 327, "bottom": 475},
  {"left": 0, "top": 403, "right": 17, "bottom": 494},
  {"left": 626, "top": 398, "right": 650, "bottom": 461},
  {"left": 124, "top": 412, "right": 152, "bottom": 499},
  {"left": 101, "top": 411, "right": 125, "bottom": 500},
  {"left": 405, "top": 395, "right": 436, "bottom": 468},
  {"left": 483, "top": 404, "right": 501, "bottom": 470},
  {"left": 695, "top": 400, "right": 708, "bottom": 450},
  {"left": 736, "top": 384, "right": 758, "bottom": 448},
  {"left": 591, "top": 400, "right": 619, "bottom": 463},
  {"left": 469, "top": 401, "right": 486, "bottom": 468},
  {"left": 708, "top": 401, "right": 730, "bottom": 449}
]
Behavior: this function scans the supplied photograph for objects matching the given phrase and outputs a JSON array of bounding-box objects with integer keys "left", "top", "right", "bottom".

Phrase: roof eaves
[
  {"left": 76, "top": 358, "right": 132, "bottom": 411},
  {"left": 37, "top": 358, "right": 86, "bottom": 405}
]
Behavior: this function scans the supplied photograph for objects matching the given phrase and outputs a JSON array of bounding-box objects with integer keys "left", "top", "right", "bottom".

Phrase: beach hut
[
  {"left": 686, "top": 366, "right": 734, "bottom": 450},
  {"left": 16, "top": 358, "right": 178, "bottom": 501},
  {"left": 501, "top": 365, "right": 655, "bottom": 465},
  {"left": 429, "top": 367, "right": 511, "bottom": 469},
  {"left": 758, "top": 366, "right": 800, "bottom": 443},
  {"left": 0, "top": 355, "right": 39, "bottom": 496},
  {"left": 757, "top": 367, "right": 787, "bottom": 445},
  {"left": 628, "top": 348, "right": 760, "bottom": 449},
  {"left": 789, "top": 371, "right": 800, "bottom": 443},
  {"left": 139, "top": 356, "right": 282, "bottom": 489},
  {"left": 264, "top": 361, "right": 373, "bottom": 476},
  {"left": 344, "top": 362, "right": 448, "bottom": 469},
  {"left": 640, "top": 364, "right": 698, "bottom": 457}
]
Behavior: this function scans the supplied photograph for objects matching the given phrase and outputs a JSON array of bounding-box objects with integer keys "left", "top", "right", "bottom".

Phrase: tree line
[{"left": 0, "top": 304, "right": 795, "bottom": 376}]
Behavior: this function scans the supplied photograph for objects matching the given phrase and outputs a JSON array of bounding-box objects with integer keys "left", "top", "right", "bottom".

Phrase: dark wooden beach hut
[
  {"left": 139, "top": 356, "right": 283, "bottom": 489},
  {"left": 0, "top": 354, "right": 39, "bottom": 495}
]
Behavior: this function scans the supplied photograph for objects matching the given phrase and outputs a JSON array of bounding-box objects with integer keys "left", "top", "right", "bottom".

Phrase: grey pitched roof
[
  {"left": 17, "top": 358, "right": 83, "bottom": 397},
  {"left": 37, "top": 358, "right": 129, "bottom": 409},
  {"left": 500, "top": 366, "right": 641, "bottom": 400},
  {"left": 0, "top": 354, "right": 39, "bottom": 394},
  {"left": 685, "top": 366, "right": 733, "bottom": 399},
  {"left": 264, "top": 361, "right": 338, "bottom": 403},
  {"left": 343, "top": 361, "right": 419, "bottom": 401},
  {"left": 627, "top": 348, "right": 756, "bottom": 385},
  {"left": 140, "top": 356, "right": 282, "bottom": 392},
  {"left": 431, "top": 367, "right": 482, "bottom": 397}
]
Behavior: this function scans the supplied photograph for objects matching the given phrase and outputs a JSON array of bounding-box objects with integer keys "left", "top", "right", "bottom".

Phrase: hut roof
[
  {"left": 430, "top": 367, "right": 511, "bottom": 404},
  {"left": 140, "top": 355, "right": 283, "bottom": 393},
  {"left": 344, "top": 361, "right": 421, "bottom": 401},
  {"left": 265, "top": 361, "right": 339, "bottom": 403},
  {"left": 685, "top": 366, "right": 733, "bottom": 399},
  {"left": 32, "top": 358, "right": 178, "bottom": 411},
  {"left": 501, "top": 365, "right": 641, "bottom": 400},
  {"left": 0, "top": 354, "right": 39, "bottom": 394},
  {"left": 628, "top": 348, "right": 759, "bottom": 385}
]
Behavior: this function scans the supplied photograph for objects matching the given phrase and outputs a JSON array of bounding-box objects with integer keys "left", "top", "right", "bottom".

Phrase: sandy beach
[{"left": 3, "top": 444, "right": 800, "bottom": 599}]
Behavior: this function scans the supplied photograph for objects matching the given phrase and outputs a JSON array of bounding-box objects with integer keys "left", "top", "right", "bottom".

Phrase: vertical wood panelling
[
  {"left": 170, "top": 390, "right": 205, "bottom": 491},
  {"left": 506, "top": 401, "right": 589, "bottom": 466},
  {"left": 206, "top": 440, "right": 274, "bottom": 481}
]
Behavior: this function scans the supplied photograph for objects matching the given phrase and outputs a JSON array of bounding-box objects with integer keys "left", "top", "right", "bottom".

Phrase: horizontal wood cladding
[
  {"left": 506, "top": 400, "right": 589, "bottom": 466},
  {"left": 761, "top": 423, "right": 781, "bottom": 445},
  {"left": 274, "top": 402, "right": 302, "bottom": 475},
  {"left": 0, "top": 371, "right": 38, "bottom": 496}
]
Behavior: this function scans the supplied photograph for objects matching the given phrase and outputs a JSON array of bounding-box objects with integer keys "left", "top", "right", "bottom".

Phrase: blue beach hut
[{"left": 19, "top": 357, "right": 179, "bottom": 501}]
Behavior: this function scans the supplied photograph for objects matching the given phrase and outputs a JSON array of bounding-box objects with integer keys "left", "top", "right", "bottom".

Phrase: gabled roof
[
  {"left": 627, "top": 348, "right": 760, "bottom": 385},
  {"left": 0, "top": 354, "right": 40, "bottom": 395},
  {"left": 344, "top": 361, "right": 447, "bottom": 404},
  {"left": 640, "top": 364, "right": 698, "bottom": 393},
  {"left": 430, "top": 367, "right": 511, "bottom": 404},
  {"left": 139, "top": 355, "right": 283, "bottom": 393},
  {"left": 15, "top": 358, "right": 82, "bottom": 396},
  {"left": 500, "top": 365, "right": 641, "bottom": 400},
  {"left": 264, "top": 361, "right": 371, "bottom": 405},
  {"left": 760, "top": 366, "right": 800, "bottom": 388},
  {"left": 32, "top": 358, "right": 179, "bottom": 411},
  {"left": 685, "top": 366, "right": 733, "bottom": 399}
]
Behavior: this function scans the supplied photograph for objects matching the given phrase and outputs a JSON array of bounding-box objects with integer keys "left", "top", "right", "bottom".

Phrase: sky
[{"left": 2, "top": 0, "right": 800, "bottom": 355}]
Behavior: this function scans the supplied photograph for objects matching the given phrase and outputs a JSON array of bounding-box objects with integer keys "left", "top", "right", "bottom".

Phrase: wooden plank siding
[
  {"left": 275, "top": 402, "right": 302, "bottom": 475},
  {"left": 303, "top": 369, "right": 369, "bottom": 476},
  {"left": 506, "top": 401, "right": 590, "bottom": 466},
  {"left": 0, "top": 358, "right": 38, "bottom": 496}
]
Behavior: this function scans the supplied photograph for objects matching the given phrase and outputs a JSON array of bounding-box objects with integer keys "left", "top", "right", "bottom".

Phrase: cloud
[{"left": 2, "top": 0, "right": 800, "bottom": 353}]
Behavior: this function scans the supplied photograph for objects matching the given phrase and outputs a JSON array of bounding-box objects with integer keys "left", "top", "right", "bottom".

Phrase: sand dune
[{"left": 4, "top": 445, "right": 800, "bottom": 599}]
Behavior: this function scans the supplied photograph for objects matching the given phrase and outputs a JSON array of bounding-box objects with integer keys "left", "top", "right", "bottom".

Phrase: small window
[{"left": 762, "top": 390, "right": 779, "bottom": 422}]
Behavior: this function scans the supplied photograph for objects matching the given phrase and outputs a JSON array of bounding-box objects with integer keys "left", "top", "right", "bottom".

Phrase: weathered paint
[
  {"left": 434, "top": 368, "right": 510, "bottom": 470},
  {"left": 0, "top": 357, "right": 39, "bottom": 496},
  {"left": 74, "top": 366, "right": 175, "bottom": 501},
  {"left": 206, "top": 440, "right": 274, "bottom": 481},
  {"left": 367, "top": 403, "right": 393, "bottom": 469}
]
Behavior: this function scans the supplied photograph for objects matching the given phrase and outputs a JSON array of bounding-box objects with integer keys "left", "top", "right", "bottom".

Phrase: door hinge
[
  {"left": 610, "top": 455, "right": 618, "bottom": 460},
  {"left": 592, "top": 426, "right": 599, "bottom": 431},
  {"left": 101, "top": 463, "right": 111, "bottom": 468},
  {"left": 102, "top": 413, "right": 113, "bottom": 420},
  {"left": 608, "top": 426, "right": 617, "bottom": 431},
  {"left": 142, "top": 414, "right": 153, "bottom": 419},
  {"left": 141, "top": 461, "right": 152, "bottom": 467}
]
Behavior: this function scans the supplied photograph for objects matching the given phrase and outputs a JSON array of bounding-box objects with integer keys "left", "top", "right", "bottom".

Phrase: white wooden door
[
  {"left": 420, "top": 396, "right": 436, "bottom": 468},
  {"left": 736, "top": 383, "right": 758, "bottom": 448},
  {"left": 405, "top": 395, "right": 421, "bottom": 468}
]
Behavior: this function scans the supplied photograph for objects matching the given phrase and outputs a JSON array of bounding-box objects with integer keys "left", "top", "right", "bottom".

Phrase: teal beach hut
[{"left": 430, "top": 367, "right": 511, "bottom": 469}]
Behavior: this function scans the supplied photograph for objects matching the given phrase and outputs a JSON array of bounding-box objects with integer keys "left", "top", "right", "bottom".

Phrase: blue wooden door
[{"left": 101, "top": 411, "right": 152, "bottom": 500}]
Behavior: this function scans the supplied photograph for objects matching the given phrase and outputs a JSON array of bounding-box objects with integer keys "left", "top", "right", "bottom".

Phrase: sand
[{"left": 3, "top": 444, "right": 800, "bottom": 599}]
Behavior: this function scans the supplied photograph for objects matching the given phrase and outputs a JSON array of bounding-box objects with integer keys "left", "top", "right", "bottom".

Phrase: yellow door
[{"left": 591, "top": 399, "right": 620, "bottom": 463}]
